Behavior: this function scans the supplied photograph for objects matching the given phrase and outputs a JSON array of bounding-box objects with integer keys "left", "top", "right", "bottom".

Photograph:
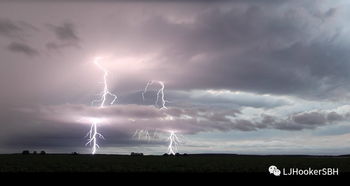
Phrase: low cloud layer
[{"left": 3, "top": 103, "right": 349, "bottom": 150}]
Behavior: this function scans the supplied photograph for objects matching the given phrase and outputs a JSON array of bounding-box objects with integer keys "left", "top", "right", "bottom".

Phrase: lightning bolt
[
  {"left": 86, "top": 57, "right": 117, "bottom": 155},
  {"left": 167, "top": 130, "right": 180, "bottom": 155},
  {"left": 141, "top": 81, "right": 152, "bottom": 103},
  {"left": 142, "top": 80, "right": 168, "bottom": 109},
  {"left": 85, "top": 118, "right": 105, "bottom": 155},
  {"left": 137, "top": 81, "right": 169, "bottom": 142},
  {"left": 156, "top": 81, "right": 168, "bottom": 110},
  {"left": 142, "top": 81, "right": 181, "bottom": 154},
  {"left": 92, "top": 57, "right": 118, "bottom": 107}
]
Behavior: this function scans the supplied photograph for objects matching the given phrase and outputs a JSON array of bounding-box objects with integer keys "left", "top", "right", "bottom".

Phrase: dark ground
[{"left": 0, "top": 154, "right": 349, "bottom": 173}]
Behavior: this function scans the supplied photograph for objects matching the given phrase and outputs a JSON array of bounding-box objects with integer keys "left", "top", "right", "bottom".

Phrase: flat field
[{"left": 0, "top": 154, "right": 349, "bottom": 173}]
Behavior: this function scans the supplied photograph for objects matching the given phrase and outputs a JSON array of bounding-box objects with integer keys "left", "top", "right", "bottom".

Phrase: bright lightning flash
[
  {"left": 85, "top": 118, "right": 105, "bottom": 154},
  {"left": 142, "top": 80, "right": 168, "bottom": 110},
  {"left": 167, "top": 130, "right": 180, "bottom": 155},
  {"left": 86, "top": 57, "right": 117, "bottom": 155},
  {"left": 92, "top": 57, "right": 117, "bottom": 108}
]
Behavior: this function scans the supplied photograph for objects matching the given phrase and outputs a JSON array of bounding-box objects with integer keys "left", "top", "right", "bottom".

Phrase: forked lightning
[{"left": 86, "top": 57, "right": 117, "bottom": 154}]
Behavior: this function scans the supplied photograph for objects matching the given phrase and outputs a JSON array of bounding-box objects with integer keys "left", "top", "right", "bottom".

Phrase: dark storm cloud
[
  {"left": 1, "top": 1, "right": 346, "bottom": 99},
  {"left": 6, "top": 42, "right": 39, "bottom": 56},
  {"left": 112, "top": 3, "right": 345, "bottom": 99},
  {"left": 46, "top": 42, "right": 65, "bottom": 50},
  {"left": 10, "top": 104, "right": 348, "bottom": 134},
  {"left": 216, "top": 110, "right": 349, "bottom": 132},
  {"left": 2, "top": 103, "right": 349, "bottom": 149},
  {"left": 0, "top": 105, "right": 157, "bottom": 150},
  {"left": 293, "top": 112, "right": 327, "bottom": 125},
  {"left": 1, "top": 123, "right": 88, "bottom": 148},
  {"left": 46, "top": 22, "right": 80, "bottom": 50},
  {"left": 0, "top": 19, "right": 21, "bottom": 38},
  {"left": 2, "top": 127, "right": 163, "bottom": 149},
  {"left": 119, "top": 90, "right": 290, "bottom": 109},
  {"left": 49, "top": 23, "right": 79, "bottom": 41},
  {"left": 266, "top": 110, "right": 349, "bottom": 131},
  {"left": 45, "top": 42, "right": 79, "bottom": 50},
  {"left": 326, "top": 111, "right": 343, "bottom": 122},
  {"left": 182, "top": 7, "right": 345, "bottom": 99},
  {"left": 0, "top": 18, "right": 38, "bottom": 40}
]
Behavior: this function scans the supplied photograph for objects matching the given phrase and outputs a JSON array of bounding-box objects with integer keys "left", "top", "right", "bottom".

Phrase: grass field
[{"left": 0, "top": 154, "right": 349, "bottom": 173}]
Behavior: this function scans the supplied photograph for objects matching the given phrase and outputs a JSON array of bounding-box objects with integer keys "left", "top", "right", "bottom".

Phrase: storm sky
[{"left": 1, "top": 0, "right": 350, "bottom": 155}]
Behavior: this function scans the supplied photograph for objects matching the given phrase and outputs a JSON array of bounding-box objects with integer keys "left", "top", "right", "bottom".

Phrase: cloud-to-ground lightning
[
  {"left": 141, "top": 81, "right": 181, "bottom": 154},
  {"left": 85, "top": 118, "right": 105, "bottom": 155},
  {"left": 86, "top": 57, "right": 117, "bottom": 155},
  {"left": 167, "top": 130, "right": 180, "bottom": 155}
]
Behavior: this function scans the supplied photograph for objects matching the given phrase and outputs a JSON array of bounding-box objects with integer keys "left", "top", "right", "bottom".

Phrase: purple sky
[{"left": 1, "top": 0, "right": 350, "bottom": 155}]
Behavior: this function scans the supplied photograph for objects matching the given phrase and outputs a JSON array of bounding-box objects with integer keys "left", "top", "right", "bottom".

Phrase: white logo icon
[{"left": 268, "top": 165, "right": 281, "bottom": 176}]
